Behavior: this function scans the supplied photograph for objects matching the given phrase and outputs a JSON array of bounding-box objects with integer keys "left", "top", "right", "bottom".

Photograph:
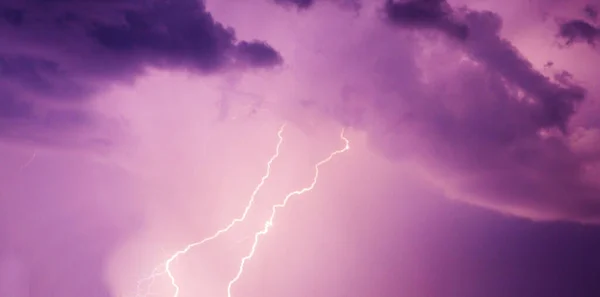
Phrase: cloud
[
  {"left": 384, "top": 0, "right": 469, "bottom": 40},
  {"left": 0, "top": 89, "right": 119, "bottom": 150},
  {"left": 251, "top": 0, "right": 600, "bottom": 222},
  {"left": 236, "top": 40, "right": 284, "bottom": 68},
  {"left": 0, "top": 54, "right": 93, "bottom": 101},
  {"left": 584, "top": 4, "right": 598, "bottom": 21},
  {"left": 0, "top": 0, "right": 281, "bottom": 147},
  {"left": 385, "top": 0, "right": 586, "bottom": 130},
  {"left": 271, "top": 0, "right": 361, "bottom": 11},
  {"left": 376, "top": 0, "right": 600, "bottom": 222},
  {"left": 274, "top": 0, "right": 316, "bottom": 9},
  {"left": 558, "top": 19, "right": 599, "bottom": 47}
]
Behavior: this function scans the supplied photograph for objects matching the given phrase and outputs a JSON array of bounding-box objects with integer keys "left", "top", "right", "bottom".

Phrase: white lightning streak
[
  {"left": 136, "top": 125, "right": 286, "bottom": 297},
  {"left": 226, "top": 128, "right": 350, "bottom": 297}
]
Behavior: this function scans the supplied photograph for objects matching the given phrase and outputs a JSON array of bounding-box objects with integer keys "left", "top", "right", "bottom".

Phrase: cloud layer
[
  {"left": 559, "top": 19, "right": 599, "bottom": 46},
  {"left": 244, "top": 0, "right": 600, "bottom": 222},
  {"left": 0, "top": 0, "right": 281, "bottom": 146}
]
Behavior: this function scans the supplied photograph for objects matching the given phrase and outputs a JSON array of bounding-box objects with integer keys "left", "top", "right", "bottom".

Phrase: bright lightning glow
[
  {"left": 136, "top": 124, "right": 286, "bottom": 297},
  {"left": 226, "top": 128, "right": 350, "bottom": 297}
]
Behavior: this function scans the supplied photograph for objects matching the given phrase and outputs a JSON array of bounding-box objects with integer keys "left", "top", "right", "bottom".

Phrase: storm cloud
[
  {"left": 0, "top": 0, "right": 281, "bottom": 145},
  {"left": 374, "top": 0, "right": 600, "bottom": 222},
  {"left": 558, "top": 19, "right": 599, "bottom": 46},
  {"left": 264, "top": 0, "right": 600, "bottom": 222},
  {"left": 384, "top": 0, "right": 469, "bottom": 40}
]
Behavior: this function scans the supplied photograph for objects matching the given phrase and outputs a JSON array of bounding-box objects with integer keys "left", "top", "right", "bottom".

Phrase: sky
[{"left": 1, "top": 0, "right": 600, "bottom": 296}]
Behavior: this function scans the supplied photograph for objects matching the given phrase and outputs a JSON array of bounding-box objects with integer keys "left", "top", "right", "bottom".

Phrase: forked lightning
[{"left": 135, "top": 126, "right": 350, "bottom": 297}]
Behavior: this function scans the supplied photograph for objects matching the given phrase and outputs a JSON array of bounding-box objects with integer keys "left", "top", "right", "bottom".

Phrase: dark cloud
[
  {"left": 464, "top": 11, "right": 586, "bottom": 131},
  {"left": 0, "top": 0, "right": 282, "bottom": 146},
  {"left": 236, "top": 41, "right": 283, "bottom": 68},
  {"left": 0, "top": 54, "right": 92, "bottom": 101},
  {"left": 83, "top": 0, "right": 280, "bottom": 72},
  {"left": 584, "top": 4, "right": 598, "bottom": 21},
  {"left": 274, "top": 0, "right": 316, "bottom": 9},
  {"left": 292, "top": 0, "right": 600, "bottom": 222},
  {"left": 1, "top": 0, "right": 282, "bottom": 75},
  {"left": 384, "top": 0, "right": 469, "bottom": 40},
  {"left": 272, "top": 0, "right": 361, "bottom": 11},
  {"left": 0, "top": 89, "right": 113, "bottom": 150},
  {"left": 558, "top": 19, "right": 599, "bottom": 46},
  {"left": 384, "top": 0, "right": 585, "bottom": 131}
]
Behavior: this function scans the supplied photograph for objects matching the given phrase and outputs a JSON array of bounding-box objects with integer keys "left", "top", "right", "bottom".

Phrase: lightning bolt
[
  {"left": 136, "top": 124, "right": 286, "bottom": 297},
  {"left": 135, "top": 126, "right": 350, "bottom": 297},
  {"left": 226, "top": 128, "right": 350, "bottom": 297}
]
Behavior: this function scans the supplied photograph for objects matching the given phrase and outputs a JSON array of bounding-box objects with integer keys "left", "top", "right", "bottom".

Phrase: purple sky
[{"left": 1, "top": 0, "right": 600, "bottom": 296}]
